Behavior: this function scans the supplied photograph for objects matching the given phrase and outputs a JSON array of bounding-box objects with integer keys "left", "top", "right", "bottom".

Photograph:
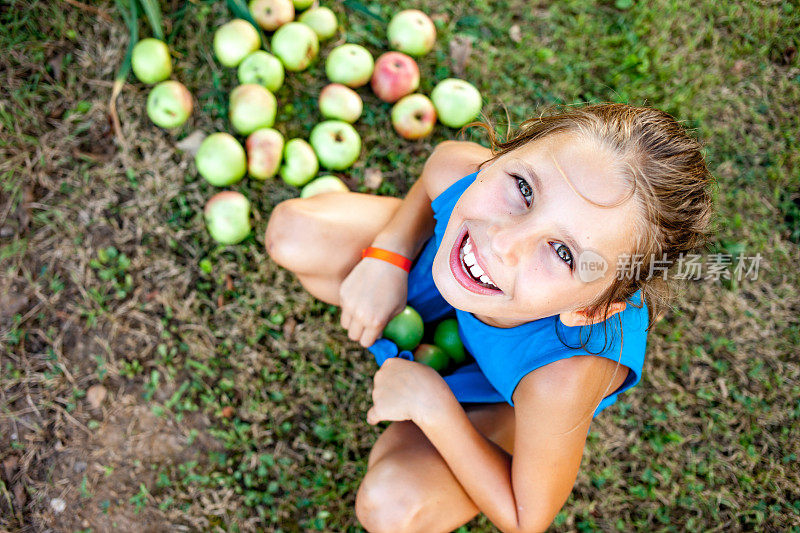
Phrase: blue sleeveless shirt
[{"left": 369, "top": 171, "right": 648, "bottom": 419}]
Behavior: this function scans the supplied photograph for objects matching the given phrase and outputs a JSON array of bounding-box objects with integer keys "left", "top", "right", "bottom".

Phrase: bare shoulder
[
  {"left": 512, "top": 355, "right": 630, "bottom": 421},
  {"left": 421, "top": 140, "right": 493, "bottom": 201}
]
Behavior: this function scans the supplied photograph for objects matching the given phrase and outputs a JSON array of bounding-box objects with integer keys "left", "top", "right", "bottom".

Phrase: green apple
[
  {"left": 310, "top": 120, "right": 361, "bottom": 170},
  {"left": 195, "top": 132, "right": 247, "bottom": 186},
  {"left": 383, "top": 305, "right": 424, "bottom": 351},
  {"left": 214, "top": 19, "right": 261, "bottom": 67},
  {"left": 146, "top": 80, "right": 193, "bottom": 129},
  {"left": 238, "top": 51, "right": 284, "bottom": 92},
  {"left": 292, "top": 0, "right": 314, "bottom": 10},
  {"left": 300, "top": 175, "right": 349, "bottom": 198},
  {"left": 431, "top": 78, "right": 482, "bottom": 128},
  {"left": 249, "top": 0, "right": 294, "bottom": 31},
  {"left": 325, "top": 44, "right": 374, "bottom": 88},
  {"left": 246, "top": 128, "right": 284, "bottom": 180},
  {"left": 229, "top": 84, "right": 277, "bottom": 135},
  {"left": 387, "top": 9, "right": 436, "bottom": 57},
  {"left": 271, "top": 22, "right": 319, "bottom": 71},
  {"left": 131, "top": 38, "right": 171, "bottom": 84},
  {"left": 319, "top": 83, "right": 362, "bottom": 123},
  {"left": 414, "top": 344, "right": 450, "bottom": 372},
  {"left": 298, "top": 7, "right": 338, "bottom": 40},
  {"left": 391, "top": 94, "right": 436, "bottom": 140},
  {"left": 204, "top": 191, "right": 251, "bottom": 245},
  {"left": 433, "top": 318, "right": 466, "bottom": 364},
  {"left": 280, "top": 138, "right": 318, "bottom": 186}
]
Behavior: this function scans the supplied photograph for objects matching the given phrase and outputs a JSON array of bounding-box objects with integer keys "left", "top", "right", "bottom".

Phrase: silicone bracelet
[{"left": 361, "top": 247, "right": 413, "bottom": 273}]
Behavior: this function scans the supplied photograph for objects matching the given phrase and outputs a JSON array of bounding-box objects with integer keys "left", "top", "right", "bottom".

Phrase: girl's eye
[
  {"left": 515, "top": 175, "right": 533, "bottom": 207},
  {"left": 550, "top": 242, "right": 574, "bottom": 270}
]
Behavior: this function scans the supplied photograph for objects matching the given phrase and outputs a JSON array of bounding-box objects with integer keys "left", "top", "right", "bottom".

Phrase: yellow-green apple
[
  {"left": 238, "top": 51, "right": 284, "bottom": 92},
  {"left": 204, "top": 191, "right": 251, "bottom": 245},
  {"left": 271, "top": 22, "right": 319, "bottom": 71},
  {"left": 370, "top": 51, "right": 419, "bottom": 103},
  {"left": 292, "top": 0, "right": 314, "bottom": 10},
  {"left": 431, "top": 78, "right": 482, "bottom": 128},
  {"left": 214, "top": 19, "right": 261, "bottom": 67},
  {"left": 387, "top": 10, "right": 436, "bottom": 57},
  {"left": 249, "top": 0, "right": 294, "bottom": 31},
  {"left": 390, "top": 94, "right": 436, "bottom": 140},
  {"left": 298, "top": 7, "right": 337, "bottom": 40},
  {"left": 310, "top": 120, "right": 361, "bottom": 170},
  {"left": 280, "top": 138, "right": 318, "bottom": 186},
  {"left": 319, "top": 83, "right": 362, "bottom": 123},
  {"left": 146, "top": 81, "right": 192, "bottom": 129},
  {"left": 131, "top": 38, "right": 171, "bottom": 84},
  {"left": 229, "top": 84, "right": 277, "bottom": 135},
  {"left": 195, "top": 133, "right": 247, "bottom": 186},
  {"left": 325, "top": 44, "right": 374, "bottom": 88},
  {"left": 300, "top": 175, "right": 349, "bottom": 198},
  {"left": 246, "top": 128, "right": 284, "bottom": 180}
]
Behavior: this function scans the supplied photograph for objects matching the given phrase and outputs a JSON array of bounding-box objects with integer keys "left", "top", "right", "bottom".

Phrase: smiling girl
[{"left": 265, "top": 103, "right": 713, "bottom": 532}]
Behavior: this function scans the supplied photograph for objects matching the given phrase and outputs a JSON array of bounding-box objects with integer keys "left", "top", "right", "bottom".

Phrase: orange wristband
[{"left": 361, "top": 247, "right": 413, "bottom": 273}]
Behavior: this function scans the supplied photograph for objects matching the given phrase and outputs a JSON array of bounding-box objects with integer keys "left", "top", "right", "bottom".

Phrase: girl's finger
[
  {"left": 359, "top": 327, "right": 379, "bottom": 349},
  {"left": 339, "top": 308, "right": 351, "bottom": 330},
  {"left": 347, "top": 321, "right": 364, "bottom": 343}
]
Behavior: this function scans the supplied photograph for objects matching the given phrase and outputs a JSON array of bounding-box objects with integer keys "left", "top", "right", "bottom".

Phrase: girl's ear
[{"left": 559, "top": 301, "right": 627, "bottom": 327}]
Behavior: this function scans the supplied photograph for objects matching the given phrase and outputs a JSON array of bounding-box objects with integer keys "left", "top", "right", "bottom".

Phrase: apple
[
  {"left": 195, "top": 132, "right": 247, "bottom": 186},
  {"left": 390, "top": 94, "right": 436, "bottom": 140},
  {"left": 246, "top": 128, "right": 284, "bottom": 180},
  {"left": 310, "top": 120, "right": 361, "bottom": 170},
  {"left": 131, "top": 38, "right": 171, "bottom": 84},
  {"left": 292, "top": 0, "right": 314, "bottom": 10},
  {"left": 325, "top": 44, "right": 374, "bottom": 88},
  {"left": 387, "top": 9, "right": 436, "bottom": 57},
  {"left": 414, "top": 344, "right": 450, "bottom": 372},
  {"left": 249, "top": 0, "right": 294, "bottom": 31},
  {"left": 280, "top": 138, "right": 318, "bottom": 186},
  {"left": 370, "top": 51, "right": 420, "bottom": 103},
  {"left": 383, "top": 305, "right": 424, "bottom": 351},
  {"left": 146, "top": 80, "right": 193, "bottom": 129},
  {"left": 433, "top": 318, "right": 466, "bottom": 364},
  {"left": 301, "top": 175, "right": 349, "bottom": 198},
  {"left": 238, "top": 51, "right": 285, "bottom": 93},
  {"left": 431, "top": 78, "right": 483, "bottom": 128},
  {"left": 319, "top": 83, "right": 362, "bottom": 123},
  {"left": 205, "top": 191, "right": 251, "bottom": 245},
  {"left": 214, "top": 19, "right": 261, "bottom": 67},
  {"left": 229, "top": 84, "right": 277, "bottom": 135},
  {"left": 271, "top": 22, "right": 319, "bottom": 71},
  {"left": 298, "top": 7, "right": 338, "bottom": 40}
]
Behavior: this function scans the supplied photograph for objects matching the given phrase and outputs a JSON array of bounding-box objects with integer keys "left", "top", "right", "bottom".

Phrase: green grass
[{"left": 0, "top": 0, "right": 799, "bottom": 531}]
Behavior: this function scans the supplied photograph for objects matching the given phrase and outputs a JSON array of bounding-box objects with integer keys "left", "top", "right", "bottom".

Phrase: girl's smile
[{"left": 431, "top": 132, "right": 639, "bottom": 328}]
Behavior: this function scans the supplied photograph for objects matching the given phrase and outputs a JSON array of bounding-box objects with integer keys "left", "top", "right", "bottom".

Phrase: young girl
[{"left": 265, "top": 103, "right": 713, "bottom": 532}]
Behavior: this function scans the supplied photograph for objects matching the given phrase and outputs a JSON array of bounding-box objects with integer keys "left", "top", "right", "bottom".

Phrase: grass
[{"left": 1, "top": 0, "right": 799, "bottom": 531}]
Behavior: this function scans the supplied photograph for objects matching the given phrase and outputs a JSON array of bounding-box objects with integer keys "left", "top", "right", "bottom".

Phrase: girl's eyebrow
[{"left": 515, "top": 158, "right": 585, "bottom": 260}]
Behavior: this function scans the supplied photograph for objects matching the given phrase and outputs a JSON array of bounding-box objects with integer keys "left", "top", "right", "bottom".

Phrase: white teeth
[
  {"left": 469, "top": 263, "right": 484, "bottom": 278},
  {"left": 463, "top": 251, "right": 476, "bottom": 267},
  {"left": 459, "top": 233, "right": 500, "bottom": 290},
  {"left": 479, "top": 274, "right": 490, "bottom": 283}
]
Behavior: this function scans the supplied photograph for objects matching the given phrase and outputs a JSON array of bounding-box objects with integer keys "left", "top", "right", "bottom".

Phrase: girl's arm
[{"left": 417, "top": 355, "right": 621, "bottom": 532}]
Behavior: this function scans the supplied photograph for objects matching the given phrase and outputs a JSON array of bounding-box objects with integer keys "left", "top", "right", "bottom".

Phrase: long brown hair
[{"left": 470, "top": 103, "right": 715, "bottom": 336}]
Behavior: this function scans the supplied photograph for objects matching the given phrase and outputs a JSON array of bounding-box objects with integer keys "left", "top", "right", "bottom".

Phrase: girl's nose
[{"left": 487, "top": 223, "right": 528, "bottom": 267}]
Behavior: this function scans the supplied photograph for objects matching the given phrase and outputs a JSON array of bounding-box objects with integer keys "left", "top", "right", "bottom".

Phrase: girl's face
[{"left": 431, "top": 132, "right": 640, "bottom": 328}]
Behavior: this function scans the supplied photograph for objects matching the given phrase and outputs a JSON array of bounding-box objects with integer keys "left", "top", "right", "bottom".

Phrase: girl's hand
[
  {"left": 366, "top": 357, "right": 450, "bottom": 426},
  {"left": 339, "top": 257, "right": 409, "bottom": 348}
]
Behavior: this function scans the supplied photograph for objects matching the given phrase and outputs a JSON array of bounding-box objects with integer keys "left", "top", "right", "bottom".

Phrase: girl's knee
[
  {"left": 355, "top": 459, "right": 426, "bottom": 533},
  {"left": 264, "top": 199, "right": 306, "bottom": 269}
]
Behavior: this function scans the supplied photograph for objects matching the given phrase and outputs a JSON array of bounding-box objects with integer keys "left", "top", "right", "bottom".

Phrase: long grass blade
[
  {"left": 137, "top": 0, "right": 164, "bottom": 40},
  {"left": 225, "top": 0, "right": 269, "bottom": 50},
  {"left": 109, "top": 0, "right": 138, "bottom": 152},
  {"left": 343, "top": 0, "right": 386, "bottom": 23}
]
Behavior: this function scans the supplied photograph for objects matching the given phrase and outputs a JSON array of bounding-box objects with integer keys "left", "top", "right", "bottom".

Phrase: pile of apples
[
  {"left": 383, "top": 307, "right": 468, "bottom": 373},
  {"left": 132, "top": 2, "right": 484, "bottom": 246}
]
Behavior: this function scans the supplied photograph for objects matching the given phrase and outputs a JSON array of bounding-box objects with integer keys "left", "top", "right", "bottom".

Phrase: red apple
[
  {"left": 246, "top": 128, "right": 284, "bottom": 180},
  {"left": 370, "top": 52, "right": 420, "bottom": 103},
  {"left": 391, "top": 94, "right": 436, "bottom": 140}
]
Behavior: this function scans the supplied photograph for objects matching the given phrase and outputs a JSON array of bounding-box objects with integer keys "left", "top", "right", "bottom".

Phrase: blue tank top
[{"left": 369, "top": 171, "right": 649, "bottom": 418}]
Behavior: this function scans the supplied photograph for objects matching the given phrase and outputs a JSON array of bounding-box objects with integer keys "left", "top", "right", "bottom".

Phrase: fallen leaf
[
  {"left": 86, "top": 384, "right": 107, "bottom": 409},
  {"left": 509, "top": 24, "right": 521, "bottom": 43},
  {"left": 364, "top": 168, "right": 383, "bottom": 190},
  {"left": 2, "top": 456, "right": 18, "bottom": 481},
  {"left": 221, "top": 406, "right": 235, "bottom": 418},
  {"left": 449, "top": 36, "right": 473, "bottom": 78},
  {"left": 175, "top": 130, "right": 207, "bottom": 156},
  {"left": 283, "top": 316, "right": 297, "bottom": 338},
  {"left": 13, "top": 484, "right": 26, "bottom": 507}
]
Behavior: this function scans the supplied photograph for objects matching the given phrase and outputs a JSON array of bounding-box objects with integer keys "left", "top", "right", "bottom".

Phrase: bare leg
[
  {"left": 356, "top": 402, "right": 516, "bottom": 533},
  {"left": 265, "top": 191, "right": 403, "bottom": 304}
]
